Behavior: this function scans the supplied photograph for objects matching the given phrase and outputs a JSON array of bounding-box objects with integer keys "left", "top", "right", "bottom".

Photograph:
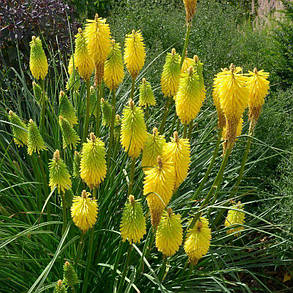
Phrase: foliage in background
[
  {"left": 0, "top": 0, "right": 79, "bottom": 68},
  {"left": 273, "top": 0, "right": 293, "bottom": 87}
]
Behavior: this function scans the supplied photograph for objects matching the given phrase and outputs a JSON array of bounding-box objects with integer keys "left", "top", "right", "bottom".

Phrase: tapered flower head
[
  {"left": 84, "top": 14, "right": 111, "bottom": 65},
  {"left": 49, "top": 150, "right": 71, "bottom": 193},
  {"left": 80, "top": 133, "right": 107, "bottom": 189},
  {"left": 71, "top": 190, "right": 98, "bottom": 232},
  {"left": 101, "top": 98, "right": 112, "bottom": 126},
  {"left": 120, "top": 99, "right": 148, "bottom": 158},
  {"left": 68, "top": 55, "right": 75, "bottom": 76},
  {"left": 59, "top": 91, "right": 78, "bottom": 126},
  {"left": 175, "top": 66, "right": 202, "bottom": 125},
  {"left": 59, "top": 116, "right": 80, "bottom": 149},
  {"left": 74, "top": 28, "right": 95, "bottom": 81},
  {"left": 104, "top": 40, "right": 125, "bottom": 90},
  {"left": 161, "top": 48, "right": 181, "bottom": 97},
  {"left": 63, "top": 261, "right": 78, "bottom": 288},
  {"left": 139, "top": 78, "right": 156, "bottom": 107},
  {"left": 120, "top": 195, "right": 146, "bottom": 243},
  {"left": 164, "top": 131, "right": 191, "bottom": 189},
  {"left": 143, "top": 155, "right": 175, "bottom": 227},
  {"left": 214, "top": 65, "right": 248, "bottom": 149},
  {"left": 247, "top": 68, "right": 270, "bottom": 124},
  {"left": 181, "top": 56, "right": 205, "bottom": 102},
  {"left": 156, "top": 209, "right": 183, "bottom": 257},
  {"left": 53, "top": 280, "right": 67, "bottom": 293},
  {"left": 8, "top": 111, "right": 28, "bottom": 147},
  {"left": 141, "top": 127, "right": 166, "bottom": 173},
  {"left": 29, "top": 36, "right": 48, "bottom": 80},
  {"left": 184, "top": 217, "right": 211, "bottom": 265},
  {"left": 183, "top": 0, "right": 197, "bottom": 23},
  {"left": 27, "top": 119, "right": 47, "bottom": 155},
  {"left": 66, "top": 56, "right": 81, "bottom": 91},
  {"left": 124, "top": 30, "right": 146, "bottom": 79},
  {"left": 32, "top": 81, "right": 44, "bottom": 104},
  {"left": 225, "top": 201, "right": 245, "bottom": 236}
]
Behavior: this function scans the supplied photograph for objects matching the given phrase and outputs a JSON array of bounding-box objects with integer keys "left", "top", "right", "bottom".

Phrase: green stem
[
  {"left": 61, "top": 192, "right": 67, "bottom": 235},
  {"left": 183, "top": 130, "right": 222, "bottom": 218},
  {"left": 138, "top": 228, "right": 152, "bottom": 274},
  {"left": 83, "top": 80, "right": 91, "bottom": 142},
  {"left": 159, "top": 97, "right": 172, "bottom": 133},
  {"left": 232, "top": 125, "right": 254, "bottom": 196},
  {"left": 214, "top": 125, "right": 254, "bottom": 226},
  {"left": 169, "top": 109, "right": 177, "bottom": 138},
  {"left": 188, "top": 145, "right": 232, "bottom": 229},
  {"left": 75, "top": 232, "right": 85, "bottom": 267},
  {"left": 179, "top": 22, "right": 192, "bottom": 68},
  {"left": 108, "top": 89, "right": 116, "bottom": 163},
  {"left": 128, "top": 158, "right": 136, "bottom": 195},
  {"left": 82, "top": 227, "right": 95, "bottom": 293},
  {"left": 130, "top": 78, "right": 136, "bottom": 101},
  {"left": 39, "top": 79, "right": 46, "bottom": 134},
  {"left": 158, "top": 257, "right": 168, "bottom": 282},
  {"left": 117, "top": 245, "right": 133, "bottom": 293},
  {"left": 188, "top": 120, "right": 194, "bottom": 140},
  {"left": 95, "top": 83, "right": 102, "bottom": 136},
  {"left": 183, "top": 124, "right": 188, "bottom": 138}
]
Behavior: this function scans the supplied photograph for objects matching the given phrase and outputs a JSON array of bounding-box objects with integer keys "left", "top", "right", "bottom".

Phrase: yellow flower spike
[
  {"left": 161, "top": 48, "right": 181, "bottom": 98},
  {"left": 74, "top": 28, "right": 95, "bottom": 81},
  {"left": 29, "top": 36, "right": 48, "bottom": 80},
  {"left": 8, "top": 110, "right": 28, "bottom": 147},
  {"left": 156, "top": 208, "right": 183, "bottom": 257},
  {"left": 181, "top": 56, "right": 195, "bottom": 73},
  {"left": 124, "top": 30, "right": 146, "bottom": 79},
  {"left": 49, "top": 150, "right": 72, "bottom": 193},
  {"left": 247, "top": 68, "right": 270, "bottom": 124},
  {"left": 27, "top": 119, "right": 47, "bottom": 155},
  {"left": 104, "top": 40, "right": 125, "bottom": 90},
  {"left": 71, "top": 190, "right": 98, "bottom": 232},
  {"left": 214, "top": 64, "right": 248, "bottom": 149},
  {"left": 143, "top": 155, "right": 175, "bottom": 228},
  {"left": 120, "top": 195, "right": 146, "bottom": 244},
  {"left": 84, "top": 14, "right": 112, "bottom": 66},
  {"left": 139, "top": 78, "right": 156, "bottom": 107},
  {"left": 184, "top": 217, "right": 211, "bottom": 265},
  {"left": 183, "top": 0, "right": 197, "bottom": 23},
  {"left": 141, "top": 127, "right": 166, "bottom": 173},
  {"left": 68, "top": 55, "right": 75, "bottom": 76},
  {"left": 120, "top": 99, "right": 148, "bottom": 158},
  {"left": 165, "top": 131, "right": 191, "bottom": 189},
  {"left": 225, "top": 201, "right": 245, "bottom": 236},
  {"left": 80, "top": 133, "right": 107, "bottom": 189},
  {"left": 175, "top": 66, "right": 202, "bottom": 125}
]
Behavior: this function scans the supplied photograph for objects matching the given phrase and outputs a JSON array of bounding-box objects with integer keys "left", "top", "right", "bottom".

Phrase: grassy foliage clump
[{"left": 0, "top": 1, "right": 292, "bottom": 293}]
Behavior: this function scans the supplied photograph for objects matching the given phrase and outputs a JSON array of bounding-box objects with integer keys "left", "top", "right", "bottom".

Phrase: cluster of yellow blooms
[{"left": 8, "top": 0, "right": 270, "bottom": 270}]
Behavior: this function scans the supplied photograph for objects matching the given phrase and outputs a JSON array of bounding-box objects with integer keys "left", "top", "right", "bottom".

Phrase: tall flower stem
[
  {"left": 188, "top": 145, "right": 232, "bottom": 229},
  {"left": 214, "top": 125, "right": 254, "bottom": 226},
  {"left": 117, "top": 244, "right": 133, "bottom": 293},
  {"left": 108, "top": 89, "right": 116, "bottom": 160},
  {"left": 183, "top": 123, "right": 188, "bottom": 138},
  {"left": 193, "top": 130, "right": 222, "bottom": 199},
  {"left": 83, "top": 80, "right": 91, "bottom": 142},
  {"left": 95, "top": 83, "right": 102, "bottom": 136},
  {"left": 61, "top": 192, "right": 67, "bottom": 235},
  {"left": 75, "top": 232, "right": 85, "bottom": 267},
  {"left": 39, "top": 79, "right": 46, "bottom": 134},
  {"left": 158, "top": 257, "right": 168, "bottom": 281},
  {"left": 179, "top": 22, "right": 192, "bottom": 68},
  {"left": 159, "top": 97, "right": 172, "bottom": 133},
  {"left": 130, "top": 78, "right": 136, "bottom": 101},
  {"left": 232, "top": 124, "right": 254, "bottom": 196},
  {"left": 128, "top": 158, "right": 136, "bottom": 195},
  {"left": 188, "top": 120, "right": 194, "bottom": 140}
]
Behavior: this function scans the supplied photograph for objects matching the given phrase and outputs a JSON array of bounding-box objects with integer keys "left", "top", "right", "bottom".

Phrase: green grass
[{"left": 0, "top": 2, "right": 293, "bottom": 293}]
